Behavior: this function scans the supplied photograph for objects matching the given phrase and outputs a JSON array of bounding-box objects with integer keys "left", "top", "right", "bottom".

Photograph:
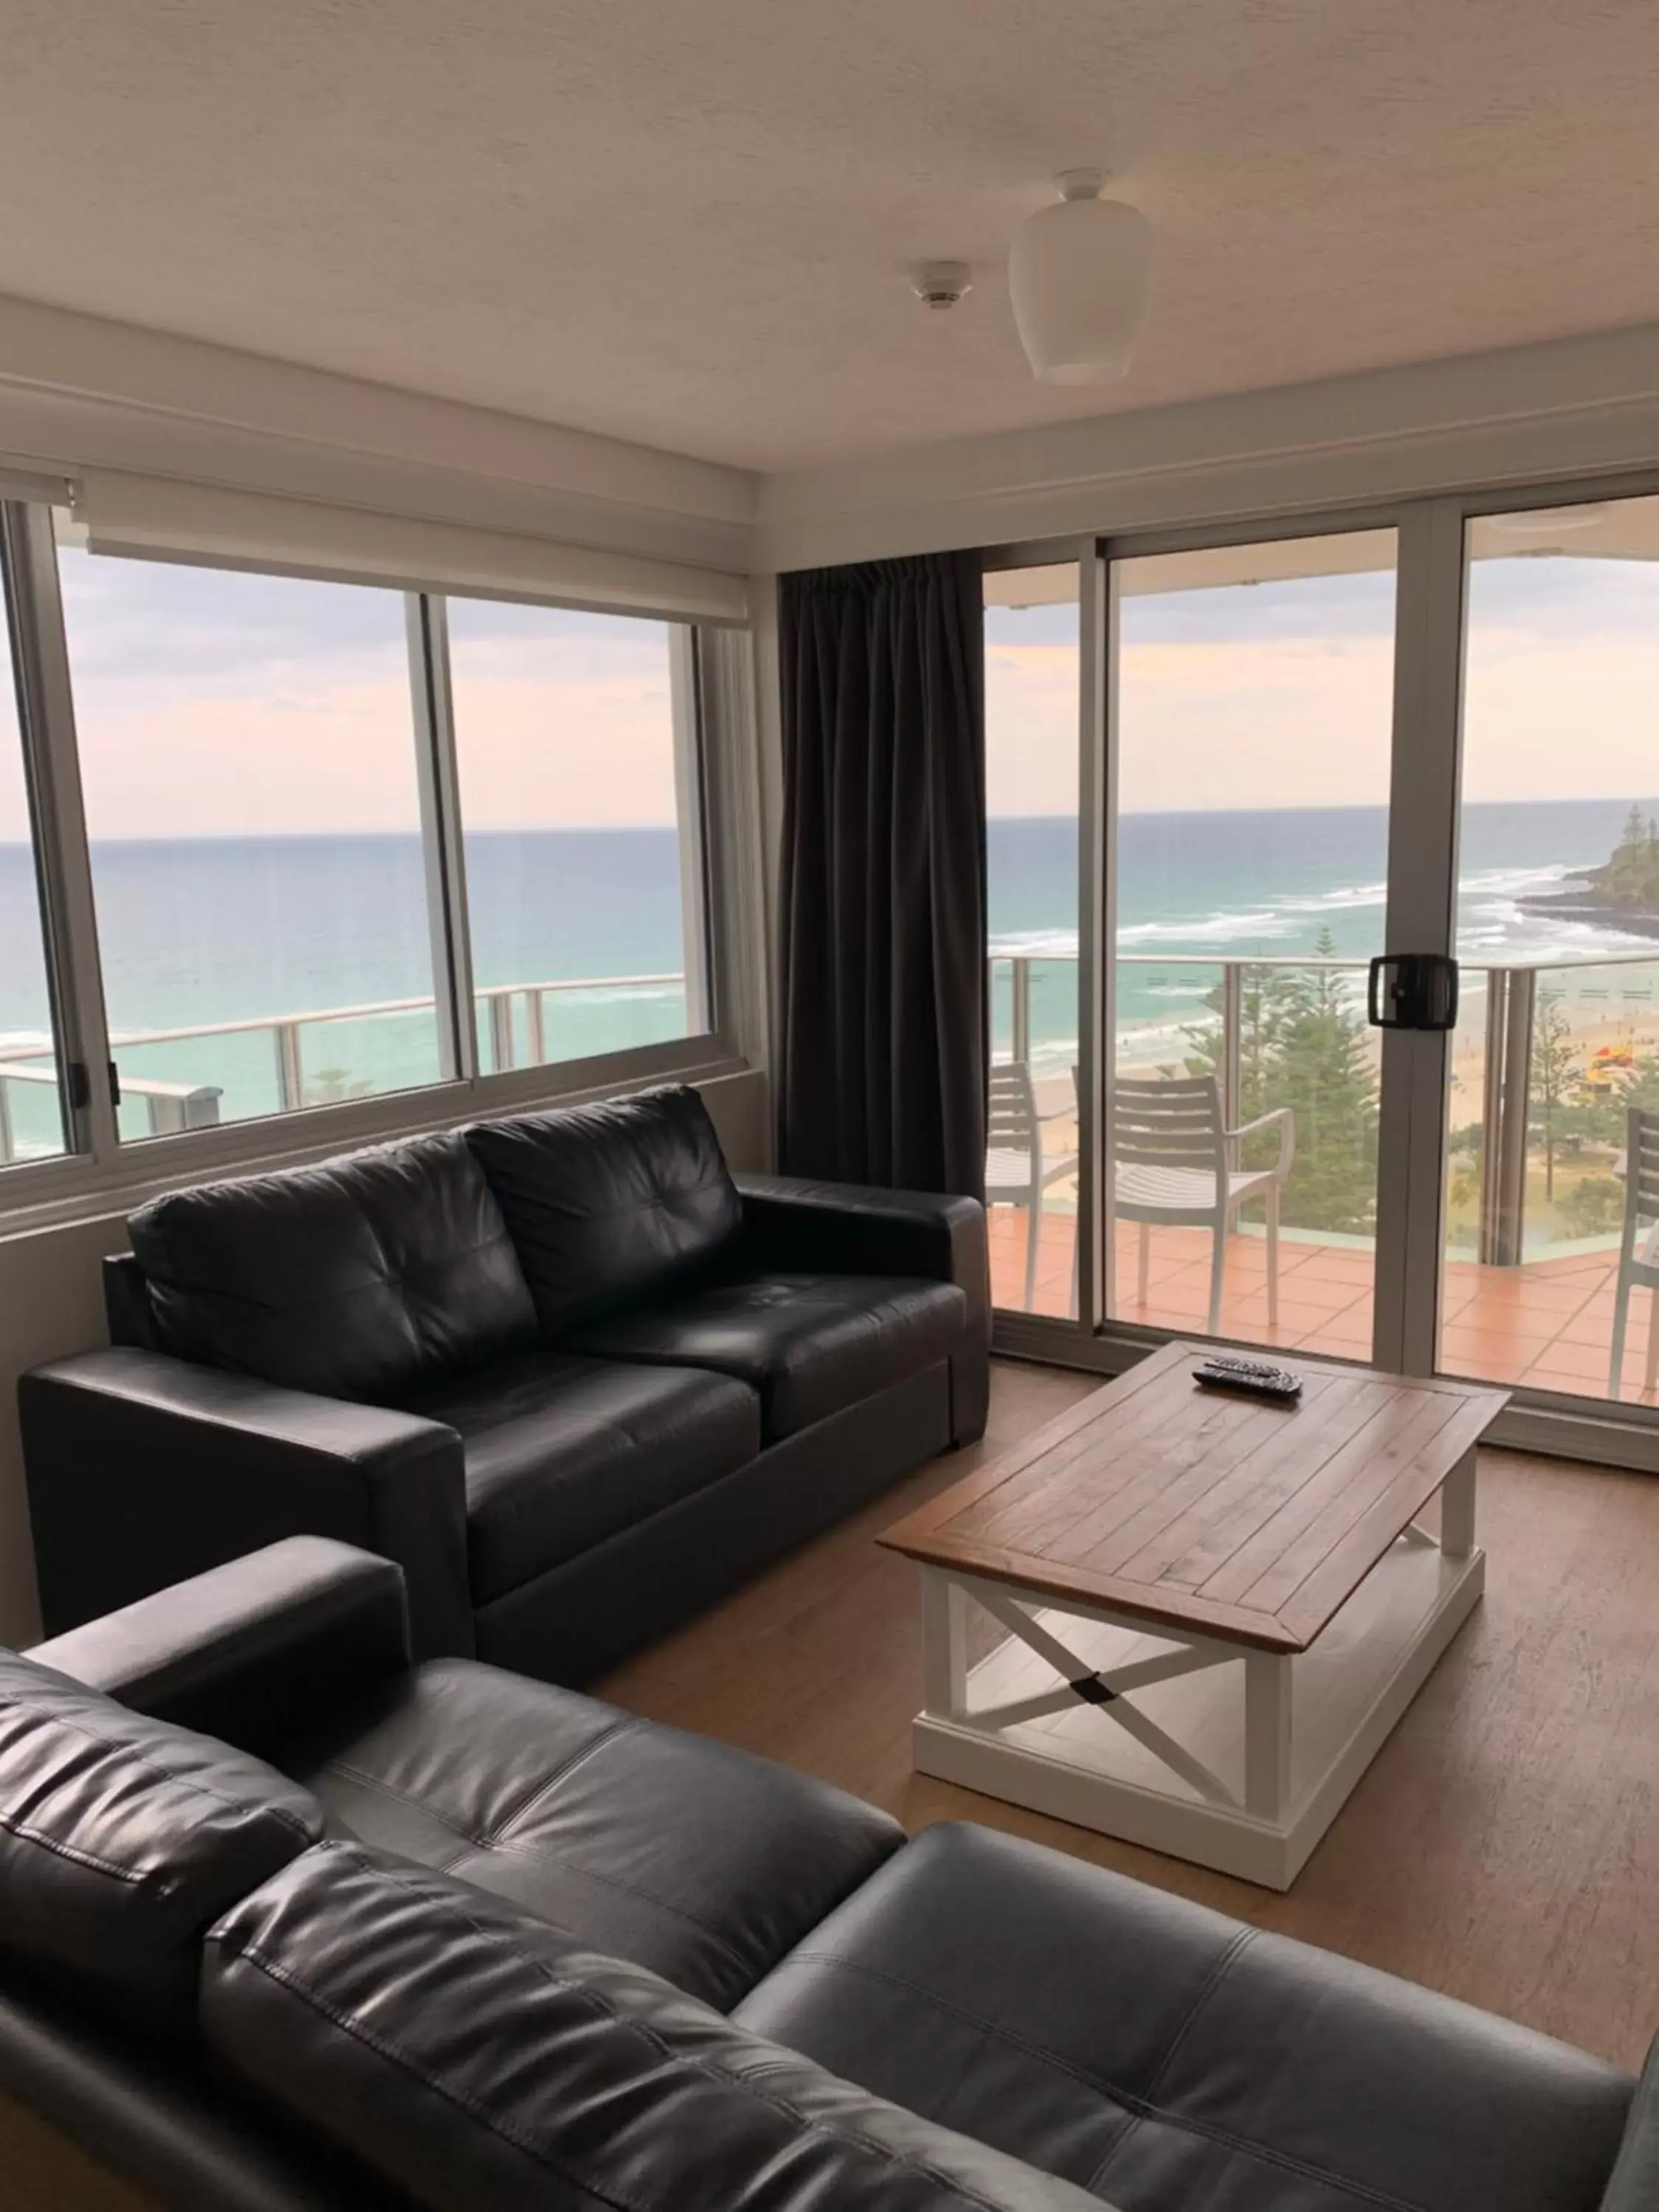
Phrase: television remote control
[{"left": 1192, "top": 1354, "right": 1303, "bottom": 1402}]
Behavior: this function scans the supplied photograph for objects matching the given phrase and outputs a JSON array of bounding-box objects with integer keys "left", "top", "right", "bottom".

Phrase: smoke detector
[{"left": 912, "top": 260, "right": 973, "bottom": 310}]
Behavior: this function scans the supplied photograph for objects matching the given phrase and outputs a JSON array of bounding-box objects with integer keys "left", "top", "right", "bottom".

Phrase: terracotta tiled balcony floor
[{"left": 988, "top": 1207, "right": 1659, "bottom": 1407}]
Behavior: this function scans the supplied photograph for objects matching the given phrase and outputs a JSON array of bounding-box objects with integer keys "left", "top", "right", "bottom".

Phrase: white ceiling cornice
[
  {"left": 8, "top": 296, "right": 1659, "bottom": 580},
  {"left": 756, "top": 323, "right": 1659, "bottom": 568},
  {"left": 0, "top": 294, "right": 759, "bottom": 574}
]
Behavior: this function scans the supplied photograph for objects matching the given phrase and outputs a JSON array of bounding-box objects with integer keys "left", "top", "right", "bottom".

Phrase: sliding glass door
[
  {"left": 986, "top": 480, "right": 1659, "bottom": 1457},
  {"left": 1102, "top": 529, "right": 1399, "bottom": 1358},
  {"left": 1437, "top": 492, "right": 1659, "bottom": 1411},
  {"left": 984, "top": 560, "right": 1082, "bottom": 1319}
]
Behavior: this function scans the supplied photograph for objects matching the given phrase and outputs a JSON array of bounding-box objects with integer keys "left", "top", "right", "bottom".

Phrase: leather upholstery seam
[
  {"left": 0, "top": 1806, "right": 144, "bottom": 1884},
  {"left": 145, "top": 1227, "right": 521, "bottom": 1318},
  {"left": 317, "top": 1760, "right": 484, "bottom": 1847},
  {"left": 767, "top": 1941, "right": 1444, "bottom": 2212},
  {"left": 1143, "top": 1930, "right": 1258, "bottom": 2103},
  {"left": 476, "top": 1717, "right": 641, "bottom": 1837},
  {"left": 220, "top": 1941, "right": 641, "bottom": 2212},
  {"left": 0, "top": 1700, "right": 319, "bottom": 1845},
  {"left": 231, "top": 1851, "right": 1029, "bottom": 2212},
  {"left": 232, "top": 1935, "right": 1022, "bottom": 2212},
  {"left": 758, "top": 1950, "right": 1144, "bottom": 2104},
  {"left": 450, "top": 1834, "right": 759, "bottom": 1985},
  {"left": 1086, "top": 1929, "right": 1255, "bottom": 2197},
  {"left": 317, "top": 1733, "right": 760, "bottom": 1986},
  {"left": 319, "top": 1716, "right": 638, "bottom": 1848}
]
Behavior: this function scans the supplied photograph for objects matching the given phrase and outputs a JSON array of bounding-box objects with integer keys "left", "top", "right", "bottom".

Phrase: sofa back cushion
[
  {"left": 0, "top": 1650, "right": 324, "bottom": 2028},
  {"left": 465, "top": 1087, "right": 743, "bottom": 1339},
  {"left": 203, "top": 1840, "right": 1107, "bottom": 2212},
  {"left": 128, "top": 1133, "right": 538, "bottom": 1402}
]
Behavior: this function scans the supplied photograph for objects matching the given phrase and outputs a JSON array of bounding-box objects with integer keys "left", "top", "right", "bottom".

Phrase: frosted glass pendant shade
[{"left": 1009, "top": 173, "right": 1152, "bottom": 384}]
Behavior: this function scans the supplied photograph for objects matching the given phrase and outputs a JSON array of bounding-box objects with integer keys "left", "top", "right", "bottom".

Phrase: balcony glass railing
[
  {"left": 0, "top": 973, "right": 686, "bottom": 1163},
  {"left": 989, "top": 944, "right": 1659, "bottom": 1269}
]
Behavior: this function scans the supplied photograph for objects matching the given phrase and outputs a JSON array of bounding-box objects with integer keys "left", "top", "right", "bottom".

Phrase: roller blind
[{"left": 74, "top": 470, "right": 749, "bottom": 625}]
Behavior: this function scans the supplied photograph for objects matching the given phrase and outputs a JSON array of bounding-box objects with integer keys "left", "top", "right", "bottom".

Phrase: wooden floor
[{"left": 602, "top": 1357, "right": 1659, "bottom": 2075}]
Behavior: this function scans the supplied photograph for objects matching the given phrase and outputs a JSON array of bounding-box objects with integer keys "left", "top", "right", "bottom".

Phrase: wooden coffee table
[{"left": 880, "top": 1342, "right": 1508, "bottom": 1888}]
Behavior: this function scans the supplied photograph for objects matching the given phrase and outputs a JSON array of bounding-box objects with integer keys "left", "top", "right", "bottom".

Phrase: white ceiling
[{"left": 3, "top": 0, "right": 1658, "bottom": 473}]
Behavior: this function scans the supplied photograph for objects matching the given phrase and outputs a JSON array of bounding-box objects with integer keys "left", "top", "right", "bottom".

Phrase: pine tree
[
  {"left": 1182, "top": 932, "right": 1380, "bottom": 1236},
  {"left": 1528, "top": 992, "right": 1579, "bottom": 1203},
  {"left": 1264, "top": 931, "right": 1381, "bottom": 1234}
]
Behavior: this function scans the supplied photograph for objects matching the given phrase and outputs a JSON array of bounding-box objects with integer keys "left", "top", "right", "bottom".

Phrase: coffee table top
[{"left": 880, "top": 1343, "right": 1508, "bottom": 1652}]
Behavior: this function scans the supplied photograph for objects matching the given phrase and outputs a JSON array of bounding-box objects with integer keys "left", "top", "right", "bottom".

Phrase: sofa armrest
[
  {"left": 734, "top": 1174, "right": 988, "bottom": 1312},
  {"left": 19, "top": 1349, "right": 471, "bottom": 1662},
  {"left": 1601, "top": 2034, "right": 1659, "bottom": 2210},
  {"left": 734, "top": 1175, "right": 991, "bottom": 1445},
  {"left": 27, "top": 1537, "right": 411, "bottom": 1759}
]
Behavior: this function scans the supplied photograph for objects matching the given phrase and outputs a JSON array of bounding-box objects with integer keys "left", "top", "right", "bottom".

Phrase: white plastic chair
[
  {"left": 1607, "top": 1105, "right": 1659, "bottom": 1398},
  {"left": 1113, "top": 1074, "right": 1295, "bottom": 1336},
  {"left": 985, "top": 1061, "right": 1079, "bottom": 1310}
]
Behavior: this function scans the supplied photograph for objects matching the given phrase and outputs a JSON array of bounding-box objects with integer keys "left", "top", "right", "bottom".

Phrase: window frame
[{"left": 0, "top": 500, "right": 754, "bottom": 1226}]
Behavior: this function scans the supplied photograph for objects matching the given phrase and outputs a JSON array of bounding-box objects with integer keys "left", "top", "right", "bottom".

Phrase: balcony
[
  {"left": 3, "top": 945, "right": 1653, "bottom": 1408},
  {"left": 0, "top": 971, "right": 685, "bottom": 1161},
  {"left": 989, "top": 946, "right": 1659, "bottom": 1408},
  {"left": 988, "top": 1211, "right": 1652, "bottom": 1400}
]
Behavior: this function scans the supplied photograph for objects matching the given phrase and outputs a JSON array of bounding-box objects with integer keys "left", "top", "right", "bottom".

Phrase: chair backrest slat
[
  {"left": 987, "top": 1062, "right": 1039, "bottom": 1150},
  {"left": 1111, "top": 1074, "right": 1226, "bottom": 1178},
  {"left": 1632, "top": 1105, "right": 1659, "bottom": 1217}
]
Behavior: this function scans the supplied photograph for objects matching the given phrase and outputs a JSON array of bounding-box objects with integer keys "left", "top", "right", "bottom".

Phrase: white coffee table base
[{"left": 912, "top": 1454, "right": 1484, "bottom": 1891}]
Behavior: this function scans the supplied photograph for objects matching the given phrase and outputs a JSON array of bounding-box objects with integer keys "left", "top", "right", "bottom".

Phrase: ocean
[
  {"left": 990, "top": 795, "right": 1659, "bottom": 1077},
  {"left": 2, "top": 797, "right": 1658, "bottom": 1150}
]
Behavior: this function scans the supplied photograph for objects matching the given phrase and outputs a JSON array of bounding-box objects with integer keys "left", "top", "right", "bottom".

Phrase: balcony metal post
[
  {"left": 1478, "top": 967, "right": 1534, "bottom": 1266},
  {"left": 1500, "top": 968, "right": 1537, "bottom": 1264},
  {"left": 525, "top": 988, "right": 546, "bottom": 1065},
  {"left": 0, "top": 1077, "right": 13, "bottom": 1166},
  {"left": 1478, "top": 969, "right": 1506, "bottom": 1266},
  {"left": 274, "top": 1021, "right": 304, "bottom": 1112},
  {"left": 1220, "top": 961, "right": 1244, "bottom": 1152},
  {"left": 1011, "top": 956, "right": 1032, "bottom": 1067},
  {"left": 488, "top": 992, "right": 515, "bottom": 1075}
]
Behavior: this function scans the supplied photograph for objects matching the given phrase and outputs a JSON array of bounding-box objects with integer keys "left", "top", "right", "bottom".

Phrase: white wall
[{"left": 0, "top": 1067, "right": 769, "bottom": 1647}]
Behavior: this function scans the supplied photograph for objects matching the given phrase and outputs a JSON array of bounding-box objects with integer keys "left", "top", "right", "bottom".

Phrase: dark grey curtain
[{"left": 776, "top": 551, "right": 987, "bottom": 1201}]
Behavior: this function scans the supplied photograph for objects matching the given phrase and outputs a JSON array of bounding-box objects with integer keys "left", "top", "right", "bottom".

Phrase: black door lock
[{"left": 1366, "top": 953, "right": 1460, "bottom": 1033}]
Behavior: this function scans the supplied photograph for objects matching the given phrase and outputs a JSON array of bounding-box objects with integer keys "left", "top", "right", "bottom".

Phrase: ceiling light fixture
[{"left": 1008, "top": 169, "right": 1152, "bottom": 384}]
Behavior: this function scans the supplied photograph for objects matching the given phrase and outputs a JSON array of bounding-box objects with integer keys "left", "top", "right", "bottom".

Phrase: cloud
[{"left": 49, "top": 556, "right": 684, "bottom": 838}]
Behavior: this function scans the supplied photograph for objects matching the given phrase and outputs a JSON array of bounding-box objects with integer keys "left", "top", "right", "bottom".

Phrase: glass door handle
[{"left": 1367, "top": 953, "right": 1460, "bottom": 1032}]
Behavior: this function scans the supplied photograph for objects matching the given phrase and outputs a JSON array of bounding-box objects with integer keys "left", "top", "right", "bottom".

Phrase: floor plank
[{"left": 601, "top": 1357, "right": 1659, "bottom": 2073}]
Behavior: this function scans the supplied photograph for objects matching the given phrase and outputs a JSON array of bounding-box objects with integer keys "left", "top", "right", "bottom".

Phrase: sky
[
  {"left": 987, "top": 552, "right": 1659, "bottom": 818},
  {"left": 32, "top": 551, "right": 682, "bottom": 842},
  {"left": 4, "top": 541, "right": 1659, "bottom": 844}
]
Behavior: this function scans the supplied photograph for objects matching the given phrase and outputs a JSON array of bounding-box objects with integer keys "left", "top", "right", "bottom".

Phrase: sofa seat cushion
[
  {"left": 0, "top": 1650, "right": 324, "bottom": 2028},
  {"left": 293, "top": 1658, "right": 902, "bottom": 2011},
  {"left": 204, "top": 1841, "right": 1109, "bottom": 2212},
  {"left": 734, "top": 1823, "right": 1633, "bottom": 2212},
  {"left": 403, "top": 1351, "right": 760, "bottom": 1603},
  {"left": 566, "top": 1271, "right": 968, "bottom": 1441},
  {"left": 128, "top": 1130, "right": 538, "bottom": 1401},
  {"left": 465, "top": 1085, "right": 743, "bottom": 1339}
]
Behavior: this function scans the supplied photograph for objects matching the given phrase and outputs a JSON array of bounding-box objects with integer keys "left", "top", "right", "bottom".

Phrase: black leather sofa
[
  {"left": 20, "top": 1084, "right": 989, "bottom": 1683},
  {"left": 1, "top": 1538, "right": 1651, "bottom": 2212}
]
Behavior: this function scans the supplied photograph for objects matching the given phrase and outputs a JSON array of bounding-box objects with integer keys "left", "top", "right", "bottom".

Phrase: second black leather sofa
[
  {"left": 3, "top": 1538, "right": 1648, "bottom": 2212},
  {"left": 20, "top": 1084, "right": 990, "bottom": 1683}
]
